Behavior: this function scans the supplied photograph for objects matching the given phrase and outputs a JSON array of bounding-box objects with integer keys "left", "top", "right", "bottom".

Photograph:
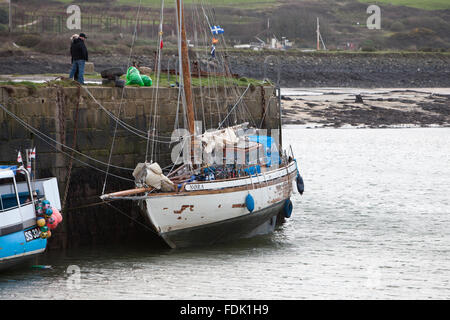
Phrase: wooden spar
[
  {"left": 176, "top": 0, "right": 195, "bottom": 140},
  {"left": 167, "top": 164, "right": 186, "bottom": 178},
  {"left": 100, "top": 187, "right": 153, "bottom": 200}
]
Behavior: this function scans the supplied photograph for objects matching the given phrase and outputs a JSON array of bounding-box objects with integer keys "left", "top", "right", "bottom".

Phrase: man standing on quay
[{"left": 69, "top": 33, "right": 88, "bottom": 84}]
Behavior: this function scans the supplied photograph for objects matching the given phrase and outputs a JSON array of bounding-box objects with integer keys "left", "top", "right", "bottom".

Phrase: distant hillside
[
  {"left": 12, "top": 0, "right": 278, "bottom": 9},
  {"left": 359, "top": 0, "right": 450, "bottom": 11},
  {"left": 42, "top": 0, "right": 450, "bottom": 10},
  {"left": 1, "top": 0, "right": 449, "bottom": 51}
]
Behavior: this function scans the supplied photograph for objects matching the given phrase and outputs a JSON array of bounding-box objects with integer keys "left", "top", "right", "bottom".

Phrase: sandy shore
[{"left": 281, "top": 88, "right": 450, "bottom": 128}]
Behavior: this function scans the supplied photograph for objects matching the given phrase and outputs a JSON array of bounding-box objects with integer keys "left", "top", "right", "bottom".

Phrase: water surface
[{"left": 1, "top": 127, "right": 449, "bottom": 299}]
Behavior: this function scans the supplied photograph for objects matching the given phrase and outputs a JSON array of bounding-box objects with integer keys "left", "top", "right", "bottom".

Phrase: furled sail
[{"left": 133, "top": 162, "right": 174, "bottom": 192}]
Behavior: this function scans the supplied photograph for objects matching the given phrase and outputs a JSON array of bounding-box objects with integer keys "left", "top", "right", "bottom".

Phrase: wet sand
[{"left": 281, "top": 88, "right": 450, "bottom": 128}]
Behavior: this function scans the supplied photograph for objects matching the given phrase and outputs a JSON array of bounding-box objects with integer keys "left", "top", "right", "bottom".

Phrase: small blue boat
[{"left": 0, "top": 166, "right": 61, "bottom": 271}]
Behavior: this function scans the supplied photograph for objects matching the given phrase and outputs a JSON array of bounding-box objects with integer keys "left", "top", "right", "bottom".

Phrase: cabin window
[{"left": 0, "top": 177, "right": 20, "bottom": 212}]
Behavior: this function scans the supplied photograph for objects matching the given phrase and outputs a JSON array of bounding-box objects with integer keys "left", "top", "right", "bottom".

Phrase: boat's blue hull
[{"left": 0, "top": 226, "right": 47, "bottom": 271}]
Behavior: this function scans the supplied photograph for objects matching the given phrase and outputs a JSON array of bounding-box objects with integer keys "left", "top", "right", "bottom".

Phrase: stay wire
[
  {"left": 0, "top": 102, "right": 134, "bottom": 173},
  {"left": 103, "top": 0, "right": 144, "bottom": 195},
  {"left": 82, "top": 86, "right": 178, "bottom": 143},
  {"left": 0, "top": 103, "right": 134, "bottom": 182}
]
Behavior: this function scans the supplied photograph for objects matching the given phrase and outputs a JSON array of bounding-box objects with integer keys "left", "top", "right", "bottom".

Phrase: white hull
[{"left": 141, "top": 161, "right": 298, "bottom": 248}]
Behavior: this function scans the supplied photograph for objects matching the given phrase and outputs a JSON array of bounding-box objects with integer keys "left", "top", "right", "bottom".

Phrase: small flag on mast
[
  {"left": 210, "top": 25, "right": 224, "bottom": 35},
  {"left": 17, "top": 151, "right": 23, "bottom": 163},
  {"left": 30, "top": 147, "right": 36, "bottom": 159}
]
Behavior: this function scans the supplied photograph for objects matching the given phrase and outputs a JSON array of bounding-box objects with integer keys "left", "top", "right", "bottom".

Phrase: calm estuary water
[{"left": 1, "top": 127, "right": 449, "bottom": 299}]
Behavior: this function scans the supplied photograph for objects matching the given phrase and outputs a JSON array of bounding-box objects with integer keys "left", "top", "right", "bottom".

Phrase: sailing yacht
[{"left": 100, "top": 0, "right": 304, "bottom": 248}]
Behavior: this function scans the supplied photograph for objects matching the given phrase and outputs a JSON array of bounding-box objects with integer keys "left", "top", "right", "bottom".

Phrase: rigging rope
[
  {"left": 61, "top": 86, "right": 81, "bottom": 212},
  {"left": 217, "top": 84, "right": 251, "bottom": 129},
  {"left": 0, "top": 102, "right": 134, "bottom": 182},
  {"left": 0, "top": 102, "right": 134, "bottom": 172},
  {"left": 102, "top": 0, "right": 143, "bottom": 195},
  {"left": 82, "top": 86, "right": 176, "bottom": 143},
  {"left": 148, "top": 0, "right": 165, "bottom": 163}
]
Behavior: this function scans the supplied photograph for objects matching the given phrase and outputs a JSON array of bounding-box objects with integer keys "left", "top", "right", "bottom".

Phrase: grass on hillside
[
  {"left": 359, "top": 0, "right": 450, "bottom": 10},
  {"left": 52, "top": 0, "right": 276, "bottom": 9},
  {"left": 53, "top": 0, "right": 450, "bottom": 10}
]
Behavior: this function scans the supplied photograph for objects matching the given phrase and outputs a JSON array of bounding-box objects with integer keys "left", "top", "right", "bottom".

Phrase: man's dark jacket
[{"left": 70, "top": 38, "right": 88, "bottom": 63}]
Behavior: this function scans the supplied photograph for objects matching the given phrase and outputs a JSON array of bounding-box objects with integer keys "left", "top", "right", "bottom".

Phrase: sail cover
[
  {"left": 133, "top": 162, "right": 174, "bottom": 192},
  {"left": 201, "top": 127, "right": 239, "bottom": 155}
]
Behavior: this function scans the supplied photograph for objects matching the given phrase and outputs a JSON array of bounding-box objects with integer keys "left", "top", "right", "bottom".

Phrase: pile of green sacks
[{"left": 126, "top": 66, "right": 152, "bottom": 87}]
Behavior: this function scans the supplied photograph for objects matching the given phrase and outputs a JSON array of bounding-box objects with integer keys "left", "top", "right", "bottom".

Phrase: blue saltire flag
[
  {"left": 211, "top": 25, "right": 224, "bottom": 35},
  {"left": 210, "top": 44, "right": 216, "bottom": 58}
]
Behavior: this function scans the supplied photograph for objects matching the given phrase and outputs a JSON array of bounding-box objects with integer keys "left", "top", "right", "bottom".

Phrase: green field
[
  {"left": 55, "top": 0, "right": 450, "bottom": 10},
  {"left": 53, "top": 0, "right": 276, "bottom": 8},
  {"left": 359, "top": 0, "right": 450, "bottom": 10},
  {"left": 4, "top": 0, "right": 449, "bottom": 51}
]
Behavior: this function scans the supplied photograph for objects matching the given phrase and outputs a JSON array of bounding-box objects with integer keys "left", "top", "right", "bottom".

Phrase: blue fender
[
  {"left": 246, "top": 194, "right": 255, "bottom": 213},
  {"left": 284, "top": 199, "right": 293, "bottom": 218},
  {"left": 296, "top": 174, "right": 304, "bottom": 195}
]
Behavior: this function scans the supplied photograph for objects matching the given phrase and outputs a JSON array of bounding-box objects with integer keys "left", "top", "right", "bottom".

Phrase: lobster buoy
[
  {"left": 47, "top": 217, "right": 57, "bottom": 230},
  {"left": 35, "top": 205, "right": 44, "bottom": 216},
  {"left": 44, "top": 208, "right": 53, "bottom": 218},
  {"left": 42, "top": 200, "right": 50, "bottom": 210},
  {"left": 246, "top": 194, "right": 255, "bottom": 213},
  {"left": 284, "top": 199, "right": 293, "bottom": 218},
  {"left": 36, "top": 217, "right": 46, "bottom": 228},
  {"left": 52, "top": 208, "right": 63, "bottom": 224},
  {"left": 296, "top": 174, "right": 304, "bottom": 195},
  {"left": 47, "top": 208, "right": 62, "bottom": 230}
]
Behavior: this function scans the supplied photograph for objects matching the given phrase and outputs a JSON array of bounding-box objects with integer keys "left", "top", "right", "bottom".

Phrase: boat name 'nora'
[{"left": 187, "top": 184, "right": 205, "bottom": 190}]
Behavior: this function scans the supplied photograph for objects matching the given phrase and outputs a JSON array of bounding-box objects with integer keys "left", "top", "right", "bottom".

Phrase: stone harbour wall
[{"left": 0, "top": 84, "right": 279, "bottom": 249}]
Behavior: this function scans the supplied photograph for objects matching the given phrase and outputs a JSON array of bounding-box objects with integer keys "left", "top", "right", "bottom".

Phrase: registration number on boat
[{"left": 24, "top": 227, "right": 41, "bottom": 242}]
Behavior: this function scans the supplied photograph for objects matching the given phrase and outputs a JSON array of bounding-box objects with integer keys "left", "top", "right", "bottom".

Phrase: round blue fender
[
  {"left": 246, "top": 194, "right": 255, "bottom": 213},
  {"left": 284, "top": 199, "right": 293, "bottom": 218},
  {"left": 296, "top": 174, "right": 304, "bottom": 195}
]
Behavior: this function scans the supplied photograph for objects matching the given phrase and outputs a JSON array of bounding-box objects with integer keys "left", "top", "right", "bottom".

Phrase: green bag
[
  {"left": 141, "top": 75, "right": 153, "bottom": 87},
  {"left": 126, "top": 66, "right": 144, "bottom": 86}
]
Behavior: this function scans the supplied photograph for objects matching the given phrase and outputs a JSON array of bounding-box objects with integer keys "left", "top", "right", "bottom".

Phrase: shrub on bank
[{"left": 15, "top": 34, "right": 41, "bottom": 48}]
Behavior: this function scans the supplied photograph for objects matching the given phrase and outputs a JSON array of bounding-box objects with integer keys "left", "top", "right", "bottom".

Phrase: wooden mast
[
  {"left": 176, "top": 0, "right": 196, "bottom": 166},
  {"left": 176, "top": 0, "right": 195, "bottom": 138}
]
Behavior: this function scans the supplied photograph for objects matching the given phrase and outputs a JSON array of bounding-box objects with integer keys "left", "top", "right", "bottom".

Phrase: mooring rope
[
  {"left": 101, "top": 200, "right": 160, "bottom": 235},
  {"left": 61, "top": 86, "right": 81, "bottom": 212}
]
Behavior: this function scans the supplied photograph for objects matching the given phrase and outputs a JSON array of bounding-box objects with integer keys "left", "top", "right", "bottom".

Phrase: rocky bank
[
  {"left": 280, "top": 88, "right": 450, "bottom": 128},
  {"left": 1, "top": 50, "right": 450, "bottom": 88}
]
